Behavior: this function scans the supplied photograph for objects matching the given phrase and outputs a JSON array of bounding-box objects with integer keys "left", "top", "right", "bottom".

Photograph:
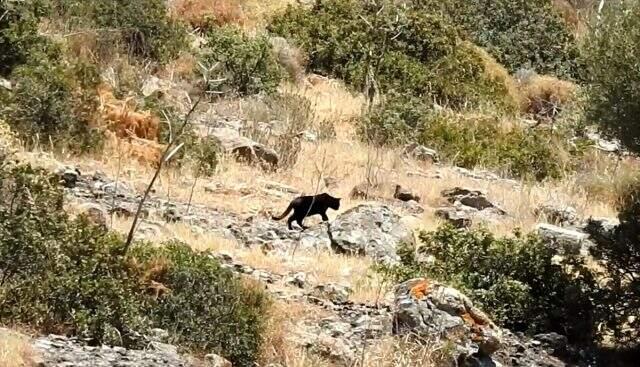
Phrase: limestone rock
[
  {"left": 204, "top": 353, "right": 232, "bottom": 367},
  {"left": 536, "top": 223, "right": 593, "bottom": 256},
  {"left": 435, "top": 207, "right": 472, "bottom": 228},
  {"left": 442, "top": 187, "right": 505, "bottom": 214},
  {"left": 403, "top": 143, "right": 439, "bottom": 163},
  {"left": 393, "top": 184, "right": 420, "bottom": 203},
  {"left": 311, "top": 283, "right": 351, "bottom": 303},
  {"left": 329, "top": 203, "right": 412, "bottom": 262},
  {"left": 56, "top": 166, "right": 81, "bottom": 188},
  {"left": 210, "top": 128, "right": 279, "bottom": 169},
  {"left": 393, "top": 278, "right": 502, "bottom": 360},
  {"left": 534, "top": 203, "right": 578, "bottom": 226},
  {"left": 77, "top": 202, "right": 108, "bottom": 227}
]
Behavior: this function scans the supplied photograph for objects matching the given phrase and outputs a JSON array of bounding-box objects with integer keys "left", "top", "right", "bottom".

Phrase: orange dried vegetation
[
  {"left": 170, "top": 0, "right": 246, "bottom": 28},
  {"left": 409, "top": 279, "right": 431, "bottom": 300}
]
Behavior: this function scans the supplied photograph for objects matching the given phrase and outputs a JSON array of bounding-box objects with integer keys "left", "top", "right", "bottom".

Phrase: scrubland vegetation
[{"left": 1, "top": 0, "right": 640, "bottom": 365}]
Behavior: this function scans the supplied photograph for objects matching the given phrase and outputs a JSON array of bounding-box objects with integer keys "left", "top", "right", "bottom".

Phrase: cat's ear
[{"left": 337, "top": 197, "right": 342, "bottom": 201}]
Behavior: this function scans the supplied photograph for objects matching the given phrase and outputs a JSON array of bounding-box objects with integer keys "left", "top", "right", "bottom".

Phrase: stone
[
  {"left": 210, "top": 127, "right": 279, "bottom": 169},
  {"left": 329, "top": 203, "right": 412, "bottom": 262},
  {"left": 403, "top": 143, "right": 439, "bottom": 163},
  {"left": 163, "top": 204, "right": 181, "bottom": 223},
  {"left": 536, "top": 223, "right": 593, "bottom": 256},
  {"left": 260, "top": 180, "right": 299, "bottom": 194},
  {"left": 583, "top": 217, "right": 619, "bottom": 244},
  {"left": 534, "top": 333, "right": 568, "bottom": 356},
  {"left": 435, "top": 207, "right": 472, "bottom": 228},
  {"left": 349, "top": 181, "right": 379, "bottom": 200},
  {"left": 393, "top": 184, "right": 420, "bottom": 202},
  {"left": 534, "top": 203, "right": 578, "bottom": 226},
  {"left": 285, "top": 272, "right": 307, "bottom": 288},
  {"left": 393, "top": 278, "right": 503, "bottom": 360},
  {"left": 204, "top": 353, "right": 232, "bottom": 367},
  {"left": 77, "top": 202, "right": 108, "bottom": 227},
  {"left": 57, "top": 166, "right": 81, "bottom": 188},
  {"left": 0, "top": 77, "right": 11, "bottom": 90},
  {"left": 442, "top": 187, "right": 505, "bottom": 215},
  {"left": 311, "top": 283, "right": 351, "bottom": 304}
]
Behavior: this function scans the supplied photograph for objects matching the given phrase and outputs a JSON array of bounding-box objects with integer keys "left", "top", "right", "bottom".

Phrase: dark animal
[{"left": 272, "top": 193, "right": 341, "bottom": 230}]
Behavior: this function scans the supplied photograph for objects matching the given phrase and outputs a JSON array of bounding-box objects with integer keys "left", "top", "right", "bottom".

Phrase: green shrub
[
  {"left": 135, "top": 242, "right": 270, "bottom": 366},
  {"left": 0, "top": 0, "right": 53, "bottom": 76},
  {"left": 269, "top": 0, "right": 515, "bottom": 110},
  {"left": 586, "top": 180, "right": 640, "bottom": 345},
  {"left": 200, "top": 26, "right": 284, "bottom": 96},
  {"left": 360, "top": 98, "right": 571, "bottom": 180},
  {"left": 418, "top": 0, "right": 581, "bottom": 78},
  {"left": 0, "top": 164, "right": 270, "bottom": 365},
  {"left": 377, "top": 225, "right": 598, "bottom": 343},
  {"left": 581, "top": 0, "right": 640, "bottom": 153},
  {"left": 0, "top": 58, "right": 104, "bottom": 152},
  {"left": 51, "top": 0, "right": 187, "bottom": 62}
]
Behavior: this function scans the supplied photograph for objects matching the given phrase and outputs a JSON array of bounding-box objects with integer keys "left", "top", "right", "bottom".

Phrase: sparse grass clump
[
  {"left": 0, "top": 163, "right": 270, "bottom": 367},
  {"left": 376, "top": 225, "right": 599, "bottom": 343}
]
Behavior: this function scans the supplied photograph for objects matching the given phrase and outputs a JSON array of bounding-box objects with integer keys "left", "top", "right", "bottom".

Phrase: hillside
[{"left": 1, "top": 0, "right": 640, "bottom": 366}]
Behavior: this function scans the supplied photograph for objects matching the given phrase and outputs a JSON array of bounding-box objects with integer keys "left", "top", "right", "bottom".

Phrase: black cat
[{"left": 272, "top": 193, "right": 341, "bottom": 230}]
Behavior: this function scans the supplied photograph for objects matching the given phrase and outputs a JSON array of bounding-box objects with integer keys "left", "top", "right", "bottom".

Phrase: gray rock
[
  {"left": 349, "top": 181, "right": 380, "bottom": 200},
  {"left": 57, "top": 166, "right": 81, "bottom": 188},
  {"left": 435, "top": 207, "right": 472, "bottom": 228},
  {"left": 403, "top": 143, "right": 439, "bottom": 163},
  {"left": 534, "top": 204, "right": 578, "bottom": 226},
  {"left": 534, "top": 332, "right": 568, "bottom": 356},
  {"left": 583, "top": 217, "right": 619, "bottom": 244},
  {"left": 393, "top": 278, "right": 502, "bottom": 359},
  {"left": 329, "top": 203, "right": 412, "bottom": 262},
  {"left": 77, "top": 202, "right": 108, "bottom": 227},
  {"left": 285, "top": 272, "right": 307, "bottom": 288},
  {"left": 204, "top": 353, "right": 232, "bottom": 367},
  {"left": 443, "top": 187, "right": 505, "bottom": 214},
  {"left": 0, "top": 77, "right": 11, "bottom": 90},
  {"left": 393, "top": 184, "right": 420, "bottom": 203},
  {"left": 536, "top": 223, "right": 593, "bottom": 256},
  {"left": 163, "top": 204, "right": 181, "bottom": 223},
  {"left": 311, "top": 283, "right": 351, "bottom": 303},
  {"left": 210, "top": 127, "right": 279, "bottom": 169}
]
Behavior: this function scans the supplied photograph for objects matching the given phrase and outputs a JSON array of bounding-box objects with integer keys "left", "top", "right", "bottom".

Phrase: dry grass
[
  {"left": 0, "top": 329, "right": 36, "bottom": 367},
  {"left": 470, "top": 43, "right": 522, "bottom": 112},
  {"left": 518, "top": 74, "right": 577, "bottom": 121},
  {"left": 353, "top": 336, "right": 454, "bottom": 367}
]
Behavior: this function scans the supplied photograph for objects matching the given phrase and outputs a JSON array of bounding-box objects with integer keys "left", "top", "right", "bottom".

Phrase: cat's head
[{"left": 330, "top": 195, "right": 341, "bottom": 210}]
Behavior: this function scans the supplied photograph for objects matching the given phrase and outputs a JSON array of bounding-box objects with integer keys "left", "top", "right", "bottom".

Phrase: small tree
[{"left": 582, "top": 0, "right": 640, "bottom": 153}]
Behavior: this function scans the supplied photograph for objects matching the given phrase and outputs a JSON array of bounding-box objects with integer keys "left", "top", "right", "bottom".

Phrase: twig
[
  {"left": 123, "top": 98, "right": 201, "bottom": 254},
  {"left": 110, "top": 139, "right": 123, "bottom": 229}
]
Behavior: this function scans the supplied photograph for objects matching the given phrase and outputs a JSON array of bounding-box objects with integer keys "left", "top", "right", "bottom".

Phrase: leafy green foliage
[
  {"left": 136, "top": 242, "right": 270, "bottom": 366},
  {"left": 0, "top": 58, "right": 103, "bottom": 152},
  {"left": 360, "top": 97, "right": 571, "bottom": 180},
  {"left": 377, "top": 225, "right": 599, "bottom": 342},
  {"left": 200, "top": 26, "right": 284, "bottom": 96},
  {"left": 0, "top": 164, "right": 269, "bottom": 366},
  {"left": 51, "top": 0, "right": 187, "bottom": 62},
  {"left": 0, "top": 0, "right": 53, "bottom": 76},
  {"left": 586, "top": 181, "right": 640, "bottom": 345},
  {"left": 582, "top": 0, "right": 640, "bottom": 153},
  {"left": 418, "top": 0, "right": 581, "bottom": 78},
  {"left": 269, "top": 0, "right": 515, "bottom": 110}
]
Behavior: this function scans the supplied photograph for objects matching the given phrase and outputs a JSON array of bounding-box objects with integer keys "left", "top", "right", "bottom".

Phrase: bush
[
  {"left": 422, "top": 0, "right": 581, "bottom": 78},
  {"left": 269, "top": 0, "right": 515, "bottom": 110},
  {"left": 0, "top": 164, "right": 270, "bottom": 366},
  {"left": 377, "top": 225, "right": 598, "bottom": 343},
  {"left": 0, "top": 57, "right": 104, "bottom": 152},
  {"left": 360, "top": 98, "right": 571, "bottom": 180},
  {"left": 0, "top": 0, "right": 53, "bottom": 76},
  {"left": 581, "top": 0, "right": 640, "bottom": 154},
  {"left": 52, "top": 0, "right": 187, "bottom": 62},
  {"left": 586, "top": 181, "right": 640, "bottom": 345},
  {"left": 200, "top": 26, "right": 284, "bottom": 96},
  {"left": 135, "top": 242, "right": 270, "bottom": 365}
]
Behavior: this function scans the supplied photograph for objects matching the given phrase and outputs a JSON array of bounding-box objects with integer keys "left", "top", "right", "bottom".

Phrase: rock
[
  {"left": 393, "top": 184, "right": 420, "bottom": 203},
  {"left": 329, "top": 203, "right": 412, "bottom": 262},
  {"left": 583, "top": 217, "right": 619, "bottom": 244},
  {"left": 148, "top": 328, "right": 170, "bottom": 342},
  {"left": 260, "top": 180, "right": 299, "bottom": 194},
  {"left": 210, "top": 127, "right": 279, "bottom": 169},
  {"left": 403, "top": 143, "right": 439, "bottom": 163},
  {"left": 110, "top": 205, "right": 135, "bottom": 218},
  {"left": 0, "top": 77, "right": 11, "bottom": 90},
  {"left": 536, "top": 223, "right": 593, "bottom": 256},
  {"left": 285, "top": 272, "right": 307, "bottom": 288},
  {"left": 349, "top": 181, "right": 379, "bottom": 200},
  {"left": 435, "top": 207, "right": 472, "bottom": 228},
  {"left": 311, "top": 283, "right": 351, "bottom": 303},
  {"left": 397, "top": 200, "right": 425, "bottom": 215},
  {"left": 442, "top": 187, "right": 505, "bottom": 214},
  {"left": 163, "top": 204, "right": 181, "bottom": 223},
  {"left": 204, "top": 353, "right": 232, "bottom": 367},
  {"left": 534, "top": 203, "right": 578, "bottom": 226},
  {"left": 77, "top": 202, "right": 108, "bottom": 227},
  {"left": 534, "top": 333, "right": 568, "bottom": 357},
  {"left": 393, "top": 278, "right": 502, "bottom": 360},
  {"left": 57, "top": 166, "right": 81, "bottom": 188}
]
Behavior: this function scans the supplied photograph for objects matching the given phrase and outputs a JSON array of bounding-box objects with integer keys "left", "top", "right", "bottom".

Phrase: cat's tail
[{"left": 272, "top": 203, "right": 294, "bottom": 221}]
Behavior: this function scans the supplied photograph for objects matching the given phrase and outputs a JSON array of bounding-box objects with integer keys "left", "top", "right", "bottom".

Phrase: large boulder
[
  {"left": 534, "top": 203, "right": 578, "bottom": 226},
  {"left": 210, "top": 128, "right": 279, "bottom": 169},
  {"left": 442, "top": 187, "right": 505, "bottom": 214},
  {"left": 536, "top": 223, "right": 593, "bottom": 256},
  {"left": 329, "top": 203, "right": 412, "bottom": 263},
  {"left": 393, "top": 278, "right": 502, "bottom": 360}
]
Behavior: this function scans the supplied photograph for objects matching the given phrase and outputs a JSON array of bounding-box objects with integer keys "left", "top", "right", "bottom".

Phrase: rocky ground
[{"left": 2, "top": 154, "right": 612, "bottom": 367}]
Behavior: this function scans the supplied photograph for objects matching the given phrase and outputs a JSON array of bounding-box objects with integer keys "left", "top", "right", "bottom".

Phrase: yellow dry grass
[
  {"left": 469, "top": 43, "right": 522, "bottom": 112},
  {"left": 0, "top": 329, "right": 36, "bottom": 367},
  {"left": 518, "top": 74, "right": 577, "bottom": 120}
]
